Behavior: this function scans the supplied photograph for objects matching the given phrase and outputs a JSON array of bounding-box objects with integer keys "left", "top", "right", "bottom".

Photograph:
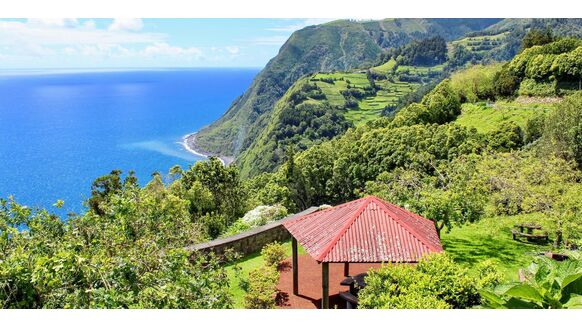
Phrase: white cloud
[
  {"left": 0, "top": 20, "right": 164, "bottom": 46},
  {"left": 0, "top": 19, "right": 247, "bottom": 67},
  {"left": 83, "top": 20, "right": 97, "bottom": 30},
  {"left": 108, "top": 18, "right": 144, "bottom": 32},
  {"left": 27, "top": 18, "right": 80, "bottom": 28},
  {"left": 225, "top": 46, "right": 240, "bottom": 54},
  {"left": 142, "top": 42, "right": 203, "bottom": 58}
]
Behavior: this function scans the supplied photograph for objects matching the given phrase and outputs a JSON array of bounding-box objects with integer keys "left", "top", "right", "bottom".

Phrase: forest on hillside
[{"left": 2, "top": 27, "right": 582, "bottom": 309}]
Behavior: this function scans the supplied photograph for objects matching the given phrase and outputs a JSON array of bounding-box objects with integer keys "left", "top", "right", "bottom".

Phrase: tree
[
  {"left": 521, "top": 28, "right": 555, "bottom": 51},
  {"left": 542, "top": 92, "right": 582, "bottom": 168},
  {"left": 182, "top": 157, "right": 248, "bottom": 221},
  {"left": 0, "top": 187, "right": 232, "bottom": 308}
]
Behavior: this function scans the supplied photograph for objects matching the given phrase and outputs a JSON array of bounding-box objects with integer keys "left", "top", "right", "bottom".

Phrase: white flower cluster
[{"left": 241, "top": 204, "right": 288, "bottom": 227}]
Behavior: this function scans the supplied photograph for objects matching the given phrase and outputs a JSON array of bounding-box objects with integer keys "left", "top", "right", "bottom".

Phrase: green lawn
[
  {"left": 455, "top": 101, "right": 551, "bottom": 133},
  {"left": 441, "top": 213, "right": 550, "bottom": 280}
]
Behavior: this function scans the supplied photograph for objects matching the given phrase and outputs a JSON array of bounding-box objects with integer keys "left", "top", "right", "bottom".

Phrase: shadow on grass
[{"left": 442, "top": 230, "right": 550, "bottom": 278}]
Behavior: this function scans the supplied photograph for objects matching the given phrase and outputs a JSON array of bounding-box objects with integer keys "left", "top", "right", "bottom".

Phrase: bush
[
  {"left": 518, "top": 78, "right": 557, "bottom": 97},
  {"left": 475, "top": 260, "right": 504, "bottom": 290},
  {"left": 261, "top": 242, "right": 287, "bottom": 268},
  {"left": 358, "top": 253, "right": 491, "bottom": 309},
  {"left": 524, "top": 113, "right": 546, "bottom": 144},
  {"left": 486, "top": 121, "right": 524, "bottom": 152},
  {"left": 241, "top": 204, "right": 288, "bottom": 226},
  {"left": 449, "top": 64, "right": 500, "bottom": 102},
  {"left": 542, "top": 92, "right": 582, "bottom": 167},
  {"left": 243, "top": 265, "right": 280, "bottom": 309},
  {"left": 493, "top": 67, "right": 520, "bottom": 98}
]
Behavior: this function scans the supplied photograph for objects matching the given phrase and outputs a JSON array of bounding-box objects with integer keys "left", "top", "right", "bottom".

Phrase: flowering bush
[
  {"left": 221, "top": 204, "right": 288, "bottom": 238},
  {"left": 241, "top": 204, "right": 288, "bottom": 226}
]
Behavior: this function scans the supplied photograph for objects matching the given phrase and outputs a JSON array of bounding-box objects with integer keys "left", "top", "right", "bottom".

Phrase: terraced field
[
  {"left": 310, "top": 62, "right": 443, "bottom": 125},
  {"left": 449, "top": 32, "right": 508, "bottom": 56}
]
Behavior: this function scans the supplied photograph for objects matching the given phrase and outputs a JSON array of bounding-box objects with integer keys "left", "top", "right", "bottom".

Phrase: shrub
[
  {"left": 518, "top": 78, "right": 557, "bottom": 97},
  {"left": 475, "top": 260, "right": 504, "bottom": 290},
  {"left": 486, "top": 121, "right": 524, "bottom": 152},
  {"left": 493, "top": 67, "right": 520, "bottom": 98},
  {"left": 449, "top": 64, "right": 500, "bottom": 102},
  {"left": 220, "top": 219, "right": 252, "bottom": 237},
  {"left": 358, "top": 253, "right": 491, "bottom": 309},
  {"left": 542, "top": 92, "right": 582, "bottom": 168},
  {"left": 261, "top": 242, "right": 287, "bottom": 268},
  {"left": 243, "top": 265, "right": 280, "bottom": 309},
  {"left": 524, "top": 113, "right": 546, "bottom": 144}
]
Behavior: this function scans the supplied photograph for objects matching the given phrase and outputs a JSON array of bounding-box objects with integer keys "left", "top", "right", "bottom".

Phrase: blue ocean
[{"left": 0, "top": 68, "right": 258, "bottom": 214}]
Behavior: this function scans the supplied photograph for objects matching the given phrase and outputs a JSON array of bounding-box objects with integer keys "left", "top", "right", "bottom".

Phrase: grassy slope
[
  {"left": 195, "top": 19, "right": 504, "bottom": 158},
  {"left": 226, "top": 213, "right": 551, "bottom": 307},
  {"left": 455, "top": 101, "right": 552, "bottom": 133},
  {"left": 441, "top": 214, "right": 548, "bottom": 280},
  {"left": 236, "top": 63, "right": 444, "bottom": 177}
]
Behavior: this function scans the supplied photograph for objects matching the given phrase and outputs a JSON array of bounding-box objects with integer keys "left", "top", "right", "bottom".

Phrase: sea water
[{"left": 0, "top": 68, "right": 258, "bottom": 214}]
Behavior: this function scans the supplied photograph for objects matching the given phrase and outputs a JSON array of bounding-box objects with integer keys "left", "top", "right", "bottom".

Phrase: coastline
[{"left": 182, "top": 132, "right": 234, "bottom": 166}]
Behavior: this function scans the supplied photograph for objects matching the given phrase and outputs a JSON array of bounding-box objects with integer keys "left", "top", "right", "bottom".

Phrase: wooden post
[
  {"left": 343, "top": 262, "right": 349, "bottom": 277},
  {"left": 292, "top": 237, "right": 299, "bottom": 295},
  {"left": 322, "top": 262, "right": 329, "bottom": 309}
]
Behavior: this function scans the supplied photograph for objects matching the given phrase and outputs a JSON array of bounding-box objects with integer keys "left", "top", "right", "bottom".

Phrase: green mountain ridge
[
  {"left": 236, "top": 60, "right": 446, "bottom": 177},
  {"left": 193, "top": 18, "right": 503, "bottom": 158}
]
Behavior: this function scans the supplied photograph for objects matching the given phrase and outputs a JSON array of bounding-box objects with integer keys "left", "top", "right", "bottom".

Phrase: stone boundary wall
[{"left": 186, "top": 207, "right": 318, "bottom": 259}]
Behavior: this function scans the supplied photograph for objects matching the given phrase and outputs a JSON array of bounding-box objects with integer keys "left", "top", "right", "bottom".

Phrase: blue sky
[{"left": 0, "top": 18, "right": 334, "bottom": 69}]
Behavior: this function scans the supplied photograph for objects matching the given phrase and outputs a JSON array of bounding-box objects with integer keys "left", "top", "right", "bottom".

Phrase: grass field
[
  {"left": 455, "top": 101, "right": 552, "bottom": 133},
  {"left": 441, "top": 214, "right": 549, "bottom": 280},
  {"left": 224, "top": 212, "right": 552, "bottom": 307},
  {"left": 370, "top": 58, "right": 397, "bottom": 74}
]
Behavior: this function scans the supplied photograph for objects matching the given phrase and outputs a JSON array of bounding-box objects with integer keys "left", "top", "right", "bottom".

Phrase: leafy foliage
[
  {"left": 386, "top": 36, "right": 448, "bottom": 66},
  {"left": 261, "top": 242, "right": 287, "bottom": 268},
  {"left": 0, "top": 193, "right": 232, "bottom": 308},
  {"left": 542, "top": 92, "right": 582, "bottom": 168},
  {"left": 243, "top": 261, "right": 280, "bottom": 309},
  {"left": 481, "top": 257, "right": 582, "bottom": 309},
  {"left": 358, "top": 253, "right": 501, "bottom": 309},
  {"left": 492, "top": 38, "right": 582, "bottom": 98}
]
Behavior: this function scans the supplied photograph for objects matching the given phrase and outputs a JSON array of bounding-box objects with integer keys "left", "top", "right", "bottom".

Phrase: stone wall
[{"left": 186, "top": 207, "right": 318, "bottom": 259}]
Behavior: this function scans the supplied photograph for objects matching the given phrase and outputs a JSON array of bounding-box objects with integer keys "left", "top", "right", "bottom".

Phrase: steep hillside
[
  {"left": 449, "top": 18, "right": 582, "bottom": 64},
  {"left": 193, "top": 19, "right": 503, "bottom": 158},
  {"left": 236, "top": 60, "right": 446, "bottom": 177}
]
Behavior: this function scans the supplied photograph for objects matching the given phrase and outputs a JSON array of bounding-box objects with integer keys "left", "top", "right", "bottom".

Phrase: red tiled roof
[{"left": 283, "top": 195, "right": 443, "bottom": 263}]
